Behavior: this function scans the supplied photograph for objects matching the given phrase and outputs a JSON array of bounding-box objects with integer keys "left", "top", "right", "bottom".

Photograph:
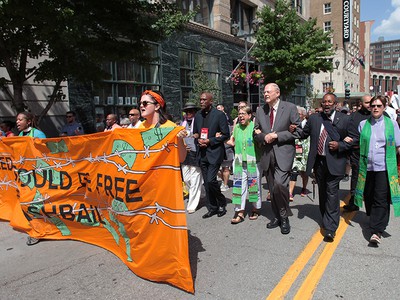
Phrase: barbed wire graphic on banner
[
  {"left": 0, "top": 128, "right": 188, "bottom": 237},
  {"left": 13, "top": 141, "right": 181, "bottom": 177}
]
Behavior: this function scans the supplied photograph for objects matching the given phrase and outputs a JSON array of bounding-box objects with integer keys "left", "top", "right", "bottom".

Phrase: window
[
  {"left": 179, "top": 49, "right": 221, "bottom": 103},
  {"left": 94, "top": 43, "right": 161, "bottom": 106},
  {"left": 323, "top": 21, "right": 331, "bottom": 32},
  {"left": 231, "top": 0, "right": 256, "bottom": 35},
  {"left": 323, "top": 82, "right": 333, "bottom": 92},
  {"left": 323, "top": 3, "right": 331, "bottom": 14},
  {"left": 291, "top": 0, "right": 303, "bottom": 14},
  {"left": 178, "top": 0, "right": 214, "bottom": 28}
]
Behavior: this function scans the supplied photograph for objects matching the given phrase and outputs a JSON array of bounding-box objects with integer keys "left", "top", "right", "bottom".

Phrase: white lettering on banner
[{"left": 343, "top": 0, "right": 350, "bottom": 43}]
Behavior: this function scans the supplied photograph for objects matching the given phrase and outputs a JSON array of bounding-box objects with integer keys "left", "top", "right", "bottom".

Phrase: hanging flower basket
[
  {"left": 231, "top": 66, "right": 247, "bottom": 85},
  {"left": 230, "top": 67, "right": 265, "bottom": 86},
  {"left": 246, "top": 70, "right": 265, "bottom": 86}
]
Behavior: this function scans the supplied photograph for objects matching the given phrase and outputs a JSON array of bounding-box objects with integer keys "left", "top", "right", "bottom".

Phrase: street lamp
[
  {"left": 231, "top": 19, "right": 261, "bottom": 103},
  {"left": 329, "top": 59, "right": 340, "bottom": 89}
]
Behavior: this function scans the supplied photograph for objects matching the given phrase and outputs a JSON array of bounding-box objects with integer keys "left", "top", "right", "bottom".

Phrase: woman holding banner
[
  {"left": 16, "top": 112, "right": 46, "bottom": 138},
  {"left": 138, "top": 90, "right": 187, "bottom": 163},
  {"left": 16, "top": 111, "right": 46, "bottom": 246}
]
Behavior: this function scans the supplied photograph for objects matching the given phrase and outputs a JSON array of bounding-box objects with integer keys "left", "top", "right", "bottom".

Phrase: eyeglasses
[
  {"left": 371, "top": 104, "right": 383, "bottom": 108},
  {"left": 129, "top": 113, "right": 139, "bottom": 116},
  {"left": 139, "top": 101, "right": 156, "bottom": 107}
]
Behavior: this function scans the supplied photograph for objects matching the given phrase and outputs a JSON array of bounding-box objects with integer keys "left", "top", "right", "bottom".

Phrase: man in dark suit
[
  {"left": 254, "top": 83, "right": 300, "bottom": 234},
  {"left": 193, "top": 92, "right": 230, "bottom": 218},
  {"left": 301, "top": 93, "right": 351, "bottom": 242}
]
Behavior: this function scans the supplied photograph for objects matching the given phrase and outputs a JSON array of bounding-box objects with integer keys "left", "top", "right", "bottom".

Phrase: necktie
[
  {"left": 270, "top": 107, "right": 274, "bottom": 128},
  {"left": 317, "top": 127, "right": 328, "bottom": 155}
]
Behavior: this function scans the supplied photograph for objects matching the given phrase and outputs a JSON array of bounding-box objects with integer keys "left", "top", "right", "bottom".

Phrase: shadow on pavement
[{"left": 188, "top": 230, "right": 205, "bottom": 289}]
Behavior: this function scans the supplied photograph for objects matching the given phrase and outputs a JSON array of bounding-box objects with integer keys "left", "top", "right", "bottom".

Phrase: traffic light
[{"left": 345, "top": 89, "right": 350, "bottom": 100}]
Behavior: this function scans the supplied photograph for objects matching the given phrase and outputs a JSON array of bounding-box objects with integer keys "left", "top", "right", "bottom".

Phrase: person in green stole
[
  {"left": 355, "top": 95, "right": 400, "bottom": 245},
  {"left": 227, "top": 106, "right": 261, "bottom": 224}
]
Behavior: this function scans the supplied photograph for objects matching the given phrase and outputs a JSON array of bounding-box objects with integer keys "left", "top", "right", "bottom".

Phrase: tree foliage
[
  {"left": 0, "top": 0, "right": 192, "bottom": 119},
  {"left": 252, "top": 0, "right": 333, "bottom": 95},
  {"left": 189, "top": 45, "right": 220, "bottom": 105}
]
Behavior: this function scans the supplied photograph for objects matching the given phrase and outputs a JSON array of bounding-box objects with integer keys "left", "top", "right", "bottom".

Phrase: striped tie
[{"left": 317, "top": 128, "right": 328, "bottom": 155}]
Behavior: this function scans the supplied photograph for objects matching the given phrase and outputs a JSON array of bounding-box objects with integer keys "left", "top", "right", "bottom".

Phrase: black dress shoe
[
  {"left": 266, "top": 218, "right": 280, "bottom": 229},
  {"left": 217, "top": 206, "right": 227, "bottom": 217},
  {"left": 324, "top": 232, "right": 335, "bottom": 242},
  {"left": 343, "top": 204, "right": 359, "bottom": 212},
  {"left": 202, "top": 210, "right": 217, "bottom": 219},
  {"left": 280, "top": 217, "right": 290, "bottom": 234}
]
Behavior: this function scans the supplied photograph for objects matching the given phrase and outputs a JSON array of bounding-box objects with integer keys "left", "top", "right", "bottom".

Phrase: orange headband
[{"left": 141, "top": 90, "right": 165, "bottom": 108}]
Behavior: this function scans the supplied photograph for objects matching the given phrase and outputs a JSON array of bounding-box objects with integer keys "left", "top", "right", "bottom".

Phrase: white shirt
[
  {"left": 127, "top": 120, "right": 142, "bottom": 128},
  {"left": 270, "top": 100, "right": 280, "bottom": 130},
  {"left": 385, "top": 106, "right": 397, "bottom": 121},
  {"left": 319, "top": 111, "right": 336, "bottom": 156},
  {"left": 390, "top": 94, "right": 399, "bottom": 110}
]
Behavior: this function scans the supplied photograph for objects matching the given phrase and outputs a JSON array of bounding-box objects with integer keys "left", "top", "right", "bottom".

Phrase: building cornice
[
  {"left": 185, "top": 21, "right": 252, "bottom": 47},
  {"left": 371, "top": 38, "right": 400, "bottom": 45},
  {"left": 370, "top": 67, "right": 400, "bottom": 77}
]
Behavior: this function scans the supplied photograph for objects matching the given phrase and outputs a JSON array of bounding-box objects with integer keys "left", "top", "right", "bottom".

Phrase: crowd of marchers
[
  {"left": 2, "top": 86, "right": 400, "bottom": 248},
  {"left": 180, "top": 85, "right": 400, "bottom": 247}
]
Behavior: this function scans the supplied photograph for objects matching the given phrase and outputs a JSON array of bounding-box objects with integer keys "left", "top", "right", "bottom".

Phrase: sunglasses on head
[{"left": 139, "top": 100, "right": 156, "bottom": 107}]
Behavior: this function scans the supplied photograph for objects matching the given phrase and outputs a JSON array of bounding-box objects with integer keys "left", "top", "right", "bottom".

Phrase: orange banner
[{"left": 0, "top": 128, "right": 194, "bottom": 293}]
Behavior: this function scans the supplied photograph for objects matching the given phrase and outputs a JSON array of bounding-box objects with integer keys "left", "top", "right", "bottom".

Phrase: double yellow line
[{"left": 266, "top": 197, "right": 357, "bottom": 300}]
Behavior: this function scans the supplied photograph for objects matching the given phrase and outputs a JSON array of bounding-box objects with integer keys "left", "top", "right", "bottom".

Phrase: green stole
[
  {"left": 232, "top": 121, "right": 259, "bottom": 204},
  {"left": 355, "top": 116, "right": 400, "bottom": 216},
  {"left": 18, "top": 128, "right": 36, "bottom": 137}
]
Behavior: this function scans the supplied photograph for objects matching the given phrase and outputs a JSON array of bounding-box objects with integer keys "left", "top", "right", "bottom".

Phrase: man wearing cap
[
  {"left": 181, "top": 102, "right": 204, "bottom": 213},
  {"left": 193, "top": 92, "right": 230, "bottom": 218}
]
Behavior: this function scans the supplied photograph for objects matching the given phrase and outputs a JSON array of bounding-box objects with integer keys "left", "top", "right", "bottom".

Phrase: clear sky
[{"left": 361, "top": 0, "right": 400, "bottom": 42}]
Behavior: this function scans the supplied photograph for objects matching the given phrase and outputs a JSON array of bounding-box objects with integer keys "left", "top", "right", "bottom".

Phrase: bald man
[{"left": 345, "top": 94, "right": 372, "bottom": 211}]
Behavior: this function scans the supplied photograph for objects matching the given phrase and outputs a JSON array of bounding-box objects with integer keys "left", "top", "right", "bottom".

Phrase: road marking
[
  {"left": 293, "top": 209, "right": 357, "bottom": 299},
  {"left": 266, "top": 196, "right": 356, "bottom": 300},
  {"left": 266, "top": 229, "right": 323, "bottom": 300}
]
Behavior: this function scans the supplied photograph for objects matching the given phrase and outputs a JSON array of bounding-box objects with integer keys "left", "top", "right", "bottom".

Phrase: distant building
[
  {"left": 370, "top": 38, "right": 400, "bottom": 70},
  {"left": 309, "top": 0, "right": 362, "bottom": 105}
]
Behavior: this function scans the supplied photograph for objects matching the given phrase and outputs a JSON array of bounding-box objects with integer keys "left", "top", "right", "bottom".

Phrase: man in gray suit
[{"left": 254, "top": 83, "right": 300, "bottom": 234}]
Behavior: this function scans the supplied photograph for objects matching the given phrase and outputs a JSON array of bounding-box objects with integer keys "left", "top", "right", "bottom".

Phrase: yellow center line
[
  {"left": 265, "top": 197, "right": 355, "bottom": 300},
  {"left": 266, "top": 229, "right": 323, "bottom": 300},
  {"left": 293, "top": 209, "right": 357, "bottom": 300}
]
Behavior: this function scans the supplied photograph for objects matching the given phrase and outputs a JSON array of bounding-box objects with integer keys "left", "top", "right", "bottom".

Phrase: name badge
[{"left": 200, "top": 128, "right": 209, "bottom": 139}]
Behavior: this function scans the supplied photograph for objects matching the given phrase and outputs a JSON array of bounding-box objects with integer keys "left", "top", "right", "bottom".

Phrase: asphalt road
[{"left": 1, "top": 177, "right": 400, "bottom": 300}]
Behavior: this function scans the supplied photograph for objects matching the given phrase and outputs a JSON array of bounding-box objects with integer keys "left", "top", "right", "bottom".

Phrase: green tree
[
  {"left": 189, "top": 45, "right": 221, "bottom": 105},
  {"left": 0, "top": 0, "right": 192, "bottom": 121},
  {"left": 252, "top": 0, "right": 333, "bottom": 96}
]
